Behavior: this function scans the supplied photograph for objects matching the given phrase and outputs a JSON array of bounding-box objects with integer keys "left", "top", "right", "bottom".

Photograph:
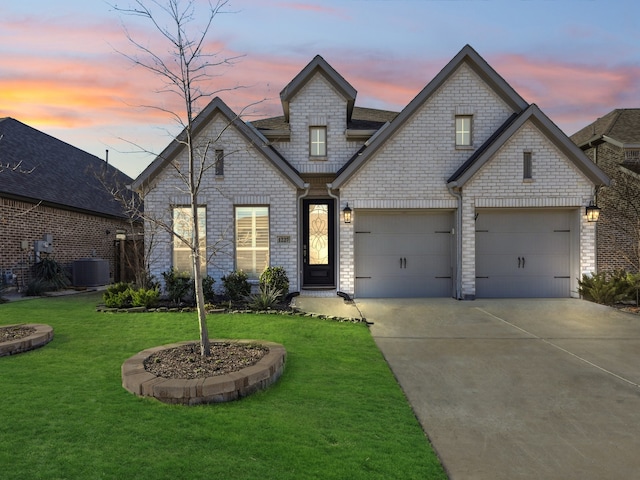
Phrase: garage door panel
[
  {"left": 475, "top": 209, "right": 573, "bottom": 298},
  {"left": 355, "top": 211, "right": 452, "bottom": 298}
]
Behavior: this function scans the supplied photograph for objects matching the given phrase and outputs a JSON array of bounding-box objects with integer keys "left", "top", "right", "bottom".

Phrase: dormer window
[
  {"left": 310, "top": 126, "right": 327, "bottom": 157},
  {"left": 455, "top": 115, "right": 472, "bottom": 147}
]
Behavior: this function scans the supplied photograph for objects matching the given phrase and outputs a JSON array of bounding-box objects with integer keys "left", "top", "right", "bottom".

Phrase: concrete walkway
[{"left": 296, "top": 296, "right": 640, "bottom": 479}]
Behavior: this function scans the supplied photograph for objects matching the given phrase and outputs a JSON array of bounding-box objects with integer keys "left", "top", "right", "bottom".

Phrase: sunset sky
[{"left": 2, "top": 0, "right": 639, "bottom": 178}]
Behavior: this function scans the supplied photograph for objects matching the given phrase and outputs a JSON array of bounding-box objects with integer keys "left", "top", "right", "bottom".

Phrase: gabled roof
[
  {"left": 571, "top": 108, "right": 640, "bottom": 148},
  {"left": 280, "top": 55, "right": 357, "bottom": 122},
  {"left": 132, "top": 97, "right": 305, "bottom": 190},
  {"left": 447, "top": 104, "right": 610, "bottom": 187},
  {"left": 332, "top": 45, "right": 529, "bottom": 188},
  {"left": 0, "top": 117, "right": 134, "bottom": 218}
]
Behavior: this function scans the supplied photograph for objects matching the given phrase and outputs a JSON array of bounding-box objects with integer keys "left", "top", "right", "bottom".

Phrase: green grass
[{"left": 0, "top": 293, "right": 446, "bottom": 480}]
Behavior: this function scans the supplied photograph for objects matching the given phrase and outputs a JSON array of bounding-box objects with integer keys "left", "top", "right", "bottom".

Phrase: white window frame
[
  {"left": 310, "top": 126, "right": 327, "bottom": 157},
  {"left": 455, "top": 115, "right": 472, "bottom": 147},
  {"left": 172, "top": 206, "right": 206, "bottom": 276},
  {"left": 235, "top": 206, "right": 269, "bottom": 279}
]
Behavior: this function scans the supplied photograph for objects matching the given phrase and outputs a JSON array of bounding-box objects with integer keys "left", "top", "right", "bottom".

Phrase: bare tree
[{"left": 112, "top": 0, "right": 241, "bottom": 356}]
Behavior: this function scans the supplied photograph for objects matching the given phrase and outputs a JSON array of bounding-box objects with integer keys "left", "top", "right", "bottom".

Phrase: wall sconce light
[
  {"left": 343, "top": 203, "right": 352, "bottom": 224},
  {"left": 585, "top": 202, "right": 601, "bottom": 222},
  {"left": 115, "top": 229, "right": 127, "bottom": 240}
]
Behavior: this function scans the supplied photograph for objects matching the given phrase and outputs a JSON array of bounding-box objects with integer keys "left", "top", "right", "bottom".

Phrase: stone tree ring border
[
  {"left": 121, "top": 339, "right": 286, "bottom": 405},
  {"left": 0, "top": 324, "right": 54, "bottom": 357}
]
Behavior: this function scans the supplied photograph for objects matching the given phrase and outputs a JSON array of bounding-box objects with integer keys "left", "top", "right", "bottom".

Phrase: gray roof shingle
[
  {"left": 0, "top": 118, "right": 134, "bottom": 218},
  {"left": 571, "top": 108, "right": 640, "bottom": 146}
]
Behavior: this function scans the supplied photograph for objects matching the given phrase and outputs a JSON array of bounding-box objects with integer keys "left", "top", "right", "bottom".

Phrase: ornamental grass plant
[{"left": 0, "top": 293, "right": 446, "bottom": 480}]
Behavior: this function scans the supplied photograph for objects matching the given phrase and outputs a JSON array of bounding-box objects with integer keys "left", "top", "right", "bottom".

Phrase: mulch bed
[
  {"left": 143, "top": 341, "right": 269, "bottom": 379},
  {"left": 0, "top": 326, "right": 36, "bottom": 343}
]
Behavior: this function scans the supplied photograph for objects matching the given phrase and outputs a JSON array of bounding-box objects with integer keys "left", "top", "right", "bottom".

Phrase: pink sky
[{"left": 1, "top": 0, "right": 639, "bottom": 178}]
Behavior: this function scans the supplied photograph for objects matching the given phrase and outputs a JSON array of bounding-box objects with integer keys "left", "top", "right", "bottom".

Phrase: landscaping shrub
[
  {"left": 130, "top": 287, "right": 160, "bottom": 308},
  {"left": 161, "top": 269, "right": 194, "bottom": 304},
  {"left": 259, "top": 266, "right": 289, "bottom": 298},
  {"left": 247, "top": 284, "right": 282, "bottom": 310},
  {"left": 222, "top": 270, "right": 250, "bottom": 302},
  {"left": 103, "top": 282, "right": 134, "bottom": 308},
  {"left": 31, "top": 257, "right": 70, "bottom": 292},
  {"left": 578, "top": 270, "right": 640, "bottom": 305},
  {"left": 24, "top": 278, "right": 49, "bottom": 297},
  {"left": 202, "top": 275, "right": 216, "bottom": 303}
]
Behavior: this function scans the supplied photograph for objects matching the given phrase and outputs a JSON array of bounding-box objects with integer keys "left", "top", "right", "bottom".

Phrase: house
[
  {"left": 0, "top": 118, "right": 140, "bottom": 290},
  {"left": 133, "top": 45, "right": 609, "bottom": 299},
  {"left": 571, "top": 109, "right": 640, "bottom": 273}
]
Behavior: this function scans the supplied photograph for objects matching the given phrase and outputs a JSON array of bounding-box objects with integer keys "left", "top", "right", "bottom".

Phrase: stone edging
[
  {"left": 122, "top": 339, "right": 286, "bottom": 405},
  {"left": 0, "top": 324, "right": 54, "bottom": 357}
]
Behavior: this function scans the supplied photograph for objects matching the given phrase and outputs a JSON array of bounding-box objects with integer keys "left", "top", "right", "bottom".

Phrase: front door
[{"left": 303, "top": 199, "right": 335, "bottom": 287}]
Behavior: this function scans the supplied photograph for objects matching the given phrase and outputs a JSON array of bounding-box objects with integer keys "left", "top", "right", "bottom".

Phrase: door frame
[{"left": 301, "top": 198, "right": 336, "bottom": 288}]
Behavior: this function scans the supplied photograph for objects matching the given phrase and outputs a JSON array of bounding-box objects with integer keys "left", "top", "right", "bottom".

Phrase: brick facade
[
  {"left": 0, "top": 196, "right": 133, "bottom": 290},
  {"left": 139, "top": 46, "right": 607, "bottom": 299}
]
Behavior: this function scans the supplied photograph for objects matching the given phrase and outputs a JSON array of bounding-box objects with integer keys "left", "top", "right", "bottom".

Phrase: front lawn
[{"left": 0, "top": 293, "right": 446, "bottom": 479}]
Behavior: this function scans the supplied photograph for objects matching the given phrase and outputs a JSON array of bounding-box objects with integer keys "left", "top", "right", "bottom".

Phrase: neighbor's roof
[
  {"left": 0, "top": 118, "right": 134, "bottom": 218},
  {"left": 571, "top": 109, "right": 640, "bottom": 147}
]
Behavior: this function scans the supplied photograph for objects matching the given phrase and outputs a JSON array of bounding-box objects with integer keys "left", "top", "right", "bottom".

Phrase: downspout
[
  {"left": 326, "top": 183, "right": 341, "bottom": 292},
  {"left": 297, "top": 183, "right": 311, "bottom": 292},
  {"left": 447, "top": 182, "right": 463, "bottom": 300}
]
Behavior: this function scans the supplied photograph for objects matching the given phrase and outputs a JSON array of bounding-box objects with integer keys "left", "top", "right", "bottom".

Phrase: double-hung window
[
  {"left": 235, "top": 206, "right": 269, "bottom": 279},
  {"left": 455, "top": 115, "right": 472, "bottom": 147},
  {"left": 310, "top": 126, "right": 327, "bottom": 157},
  {"left": 172, "top": 206, "right": 206, "bottom": 275}
]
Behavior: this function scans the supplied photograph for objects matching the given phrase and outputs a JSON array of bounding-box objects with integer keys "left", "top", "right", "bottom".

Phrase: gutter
[{"left": 447, "top": 182, "right": 463, "bottom": 300}]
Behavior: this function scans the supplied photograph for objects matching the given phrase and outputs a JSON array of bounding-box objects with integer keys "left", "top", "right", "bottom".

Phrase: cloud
[{"left": 274, "top": 2, "right": 349, "bottom": 19}]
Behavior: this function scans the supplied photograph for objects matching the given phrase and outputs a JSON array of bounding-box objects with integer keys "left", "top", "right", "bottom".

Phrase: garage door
[
  {"left": 475, "top": 209, "right": 573, "bottom": 298},
  {"left": 355, "top": 210, "right": 453, "bottom": 298}
]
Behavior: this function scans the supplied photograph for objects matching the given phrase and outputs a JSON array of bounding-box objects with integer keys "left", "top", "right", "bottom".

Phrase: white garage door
[
  {"left": 355, "top": 210, "right": 453, "bottom": 298},
  {"left": 475, "top": 209, "right": 573, "bottom": 298}
]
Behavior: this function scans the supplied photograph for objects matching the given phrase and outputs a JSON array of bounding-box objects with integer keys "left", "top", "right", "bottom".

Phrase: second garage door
[
  {"left": 475, "top": 209, "right": 574, "bottom": 298},
  {"left": 355, "top": 210, "right": 453, "bottom": 298}
]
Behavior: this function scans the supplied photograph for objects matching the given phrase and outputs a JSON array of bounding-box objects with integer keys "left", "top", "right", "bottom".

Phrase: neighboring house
[
  {"left": 134, "top": 45, "right": 608, "bottom": 299},
  {"left": 571, "top": 109, "right": 640, "bottom": 273},
  {"left": 0, "top": 118, "right": 139, "bottom": 290}
]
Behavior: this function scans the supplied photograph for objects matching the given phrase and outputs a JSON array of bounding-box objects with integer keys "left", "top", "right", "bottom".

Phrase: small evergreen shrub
[
  {"left": 103, "top": 282, "right": 134, "bottom": 308},
  {"left": 202, "top": 275, "right": 216, "bottom": 303},
  {"left": 32, "top": 257, "right": 70, "bottom": 291},
  {"left": 247, "top": 284, "right": 282, "bottom": 310},
  {"left": 161, "top": 269, "right": 194, "bottom": 304},
  {"left": 259, "top": 266, "right": 289, "bottom": 299},
  {"left": 578, "top": 270, "right": 640, "bottom": 305},
  {"left": 131, "top": 287, "right": 160, "bottom": 308},
  {"left": 222, "top": 270, "right": 251, "bottom": 302},
  {"left": 24, "top": 278, "right": 49, "bottom": 297}
]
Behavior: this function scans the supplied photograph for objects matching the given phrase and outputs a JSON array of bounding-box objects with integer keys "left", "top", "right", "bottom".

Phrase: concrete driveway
[{"left": 358, "top": 298, "right": 640, "bottom": 480}]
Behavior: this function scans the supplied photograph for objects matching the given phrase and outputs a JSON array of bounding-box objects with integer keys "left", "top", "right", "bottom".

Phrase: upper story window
[
  {"left": 523, "top": 151, "right": 533, "bottom": 180},
  {"left": 455, "top": 115, "right": 472, "bottom": 147},
  {"left": 215, "top": 149, "right": 224, "bottom": 176},
  {"left": 310, "top": 126, "right": 327, "bottom": 157}
]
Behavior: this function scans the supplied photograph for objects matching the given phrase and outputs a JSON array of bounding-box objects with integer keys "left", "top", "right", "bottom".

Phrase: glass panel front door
[{"left": 303, "top": 199, "right": 335, "bottom": 287}]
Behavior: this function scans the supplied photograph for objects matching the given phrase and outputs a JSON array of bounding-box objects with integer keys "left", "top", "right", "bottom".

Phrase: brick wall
[
  {"left": 0, "top": 196, "right": 133, "bottom": 290},
  {"left": 143, "top": 114, "right": 300, "bottom": 293},
  {"left": 583, "top": 143, "right": 640, "bottom": 273}
]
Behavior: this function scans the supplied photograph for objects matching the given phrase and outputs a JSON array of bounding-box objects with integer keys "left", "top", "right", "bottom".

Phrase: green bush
[
  {"left": 259, "top": 266, "right": 289, "bottom": 299},
  {"left": 32, "top": 257, "right": 70, "bottom": 291},
  {"left": 578, "top": 270, "right": 640, "bottom": 305},
  {"left": 24, "top": 278, "right": 50, "bottom": 297},
  {"left": 131, "top": 287, "right": 160, "bottom": 308},
  {"left": 103, "top": 283, "right": 134, "bottom": 308},
  {"left": 247, "top": 284, "right": 282, "bottom": 310},
  {"left": 202, "top": 275, "right": 216, "bottom": 303},
  {"left": 222, "top": 270, "right": 251, "bottom": 302},
  {"left": 161, "top": 269, "right": 194, "bottom": 304}
]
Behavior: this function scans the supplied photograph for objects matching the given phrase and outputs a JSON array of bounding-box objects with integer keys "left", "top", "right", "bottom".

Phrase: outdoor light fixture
[
  {"left": 343, "top": 203, "right": 352, "bottom": 224},
  {"left": 115, "top": 229, "right": 127, "bottom": 240},
  {"left": 585, "top": 202, "right": 601, "bottom": 222}
]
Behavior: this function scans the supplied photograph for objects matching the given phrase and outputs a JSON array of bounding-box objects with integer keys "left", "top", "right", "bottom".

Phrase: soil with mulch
[
  {"left": 143, "top": 342, "right": 269, "bottom": 379},
  {"left": 0, "top": 326, "right": 36, "bottom": 343}
]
